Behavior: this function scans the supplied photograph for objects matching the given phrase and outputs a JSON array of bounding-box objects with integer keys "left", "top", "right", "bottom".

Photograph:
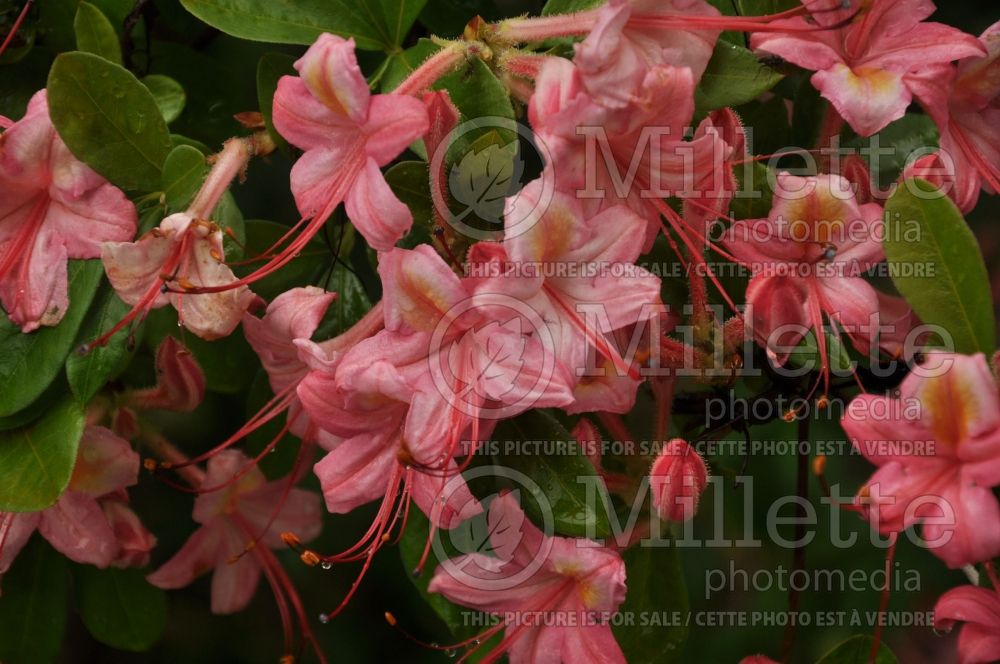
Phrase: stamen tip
[
  {"left": 812, "top": 454, "right": 827, "bottom": 476},
  {"left": 384, "top": 611, "right": 397, "bottom": 626},
  {"left": 143, "top": 458, "right": 159, "bottom": 472},
  {"left": 318, "top": 612, "right": 330, "bottom": 625}
]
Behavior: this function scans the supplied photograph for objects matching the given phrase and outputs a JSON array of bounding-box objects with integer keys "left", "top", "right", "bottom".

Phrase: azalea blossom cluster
[{"left": 2, "top": 0, "right": 1000, "bottom": 662}]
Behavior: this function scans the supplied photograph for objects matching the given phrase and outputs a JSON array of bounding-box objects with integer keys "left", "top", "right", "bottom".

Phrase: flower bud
[
  {"left": 649, "top": 439, "right": 708, "bottom": 522},
  {"left": 103, "top": 501, "right": 157, "bottom": 568}
]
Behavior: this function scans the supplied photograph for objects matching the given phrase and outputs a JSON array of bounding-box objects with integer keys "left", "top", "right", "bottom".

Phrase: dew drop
[
  {"left": 445, "top": 649, "right": 457, "bottom": 658},
  {"left": 932, "top": 626, "right": 951, "bottom": 637},
  {"left": 320, "top": 562, "right": 332, "bottom": 570},
  {"left": 470, "top": 639, "right": 481, "bottom": 647},
  {"left": 75, "top": 343, "right": 91, "bottom": 357},
  {"left": 411, "top": 567, "right": 422, "bottom": 578},
  {"left": 318, "top": 613, "right": 330, "bottom": 624}
]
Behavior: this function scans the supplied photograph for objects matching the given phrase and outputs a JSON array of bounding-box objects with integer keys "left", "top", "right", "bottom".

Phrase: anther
[
  {"left": 385, "top": 612, "right": 398, "bottom": 626},
  {"left": 300, "top": 550, "right": 321, "bottom": 567}
]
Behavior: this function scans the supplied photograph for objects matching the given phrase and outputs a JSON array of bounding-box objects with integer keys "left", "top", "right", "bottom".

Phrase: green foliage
[
  {"left": 614, "top": 545, "right": 689, "bottom": 664},
  {"left": 74, "top": 2, "right": 122, "bottom": 65},
  {"left": 142, "top": 75, "right": 187, "bottom": 125},
  {"left": 695, "top": 41, "right": 783, "bottom": 114},
  {"left": 0, "top": 398, "right": 85, "bottom": 512},
  {"left": 0, "top": 539, "right": 70, "bottom": 664},
  {"left": 75, "top": 566, "right": 169, "bottom": 651},
  {"left": 816, "top": 635, "right": 898, "bottom": 664},
  {"left": 66, "top": 286, "right": 138, "bottom": 403},
  {"left": 47, "top": 52, "right": 173, "bottom": 191},
  {"left": 884, "top": 179, "right": 995, "bottom": 355}
]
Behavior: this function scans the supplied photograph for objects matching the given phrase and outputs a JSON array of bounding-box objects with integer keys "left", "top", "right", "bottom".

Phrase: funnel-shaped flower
[
  {"left": 428, "top": 492, "right": 628, "bottom": 664},
  {"left": 751, "top": 0, "right": 985, "bottom": 136},
  {"left": 272, "top": 34, "right": 429, "bottom": 251},
  {"left": 102, "top": 212, "right": 255, "bottom": 340},
  {"left": 0, "top": 90, "right": 136, "bottom": 331},
  {"left": 722, "top": 173, "right": 898, "bottom": 364},
  {"left": 842, "top": 352, "right": 1000, "bottom": 568},
  {"left": 147, "top": 450, "right": 322, "bottom": 614},
  {"left": 934, "top": 586, "right": 1000, "bottom": 664},
  {"left": 0, "top": 426, "right": 142, "bottom": 580}
]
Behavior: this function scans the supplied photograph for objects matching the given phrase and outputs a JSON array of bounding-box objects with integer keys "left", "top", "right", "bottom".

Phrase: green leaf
[
  {"left": 0, "top": 539, "right": 70, "bottom": 664},
  {"left": 845, "top": 114, "right": 939, "bottom": 189},
  {"left": 729, "top": 161, "right": 773, "bottom": 220},
  {"left": 256, "top": 52, "right": 296, "bottom": 151},
  {"left": 787, "top": 329, "right": 854, "bottom": 374},
  {"left": 494, "top": 410, "right": 611, "bottom": 538},
  {"left": 695, "top": 41, "right": 783, "bottom": 114},
  {"left": 0, "top": 260, "right": 103, "bottom": 417},
  {"left": 141, "top": 74, "right": 187, "bottom": 124},
  {"left": 613, "top": 545, "right": 689, "bottom": 664},
  {"left": 316, "top": 263, "right": 374, "bottom": 337},
  {"left": 162, "top": 144, "right": 208, "bottom": 211},
  {"left": 74, "top": 2, "right": 122, "bottom": 65},
  {"left": 75, "top": 566, "right": 168, "bottom": 652},
  {"left": 448, "top": 139, "right": 521, "bottom": 226},
  {"left": 816, "top": 635, "right": 897, "bottom": 664},
  {"left": 179, "top": 0, "right": 428, "bottom": 51},
  {"left": 0, "top": 398, "right": 85, "bottom": 512},
  {"left": 385, "top": 160, "right": 433, "bottom": 228},
  {"left": 735, "top": 0, "right": 798, "bottom": 14},
  {"left": 884, "top": 178, "right": 994, "bottom": 355},
  {"left": 66, "top": 287, "right": 137, "bottom": 403},
  {"left": 47, "top": 52, "right": 172, "bottom": 191}
]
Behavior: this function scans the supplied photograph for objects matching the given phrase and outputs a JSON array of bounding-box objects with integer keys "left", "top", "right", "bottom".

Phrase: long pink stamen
[
  {"left": 544, "top": 283, "right": 639, "bottom": 380},
  {"left": 0, "top": 0, "right": 34, "bottom": 60}
]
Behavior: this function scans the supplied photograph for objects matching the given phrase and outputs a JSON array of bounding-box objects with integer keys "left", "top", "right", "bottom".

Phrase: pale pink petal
[
  {"left": 147, "top": 522, "right": 223, "bottom": 589},
  {"left": 313, "top": 431, "right": 399, "bottom": 513},
  {"left": 344, "top": 157, "right": 412, "bottom": 251},
  {"left": 46, "top": 184, "right": 137, "bottom": 258},
  {"left": 210, "top": 521, "right": 263, "bottom": 614},
  {"left": 745, "top": 275, "right": 809, "bottom": 362},
  {"left": 811, "top": 64, "right": 910, "bottom": 137},
  {"left": 294, "top": 34, "right": 370, "bottom": 124},
  {"left": 0, "top": 512, "right": 40, "bottom": 576},
  {"left": 363, "top": 94, "right": 431, "bottom": 165},
  {"left": 0, "top": 223, "right": 69, "bottom": 332},
  {"left": 101, "top": 232, "right": 175, "bottom": 309},
  {"left": 410, "top": 465, "right": 482, "bottom": 529},
  {"left": 239, "top": 484, "right": 323, "bottom": 548},
  {"left": 287, "top": 143, "right": 357, "bottom": 218},
  {"left": 378, "top": 245, "right": 466, "bottom": 333},
  {"left": 39, "top": 492, "right": 118, "bottom": 567},
  {"left": 922, "top": 483, "right": 1000, "bottom": 568},
  {"left": 68, "top": 426, "right": 139, "bottom": 497},
  {"left": 243, "top": 286, "right": 336, "bottom": 394},
  {"left": 102, "top": 501, "right": 156, "bottom": 568},
  {"left": 560, "top": 622, "right": 626, "bottom": 664},
  {"left": 272, "top": 77, "right": 358, "bottom": 151}
]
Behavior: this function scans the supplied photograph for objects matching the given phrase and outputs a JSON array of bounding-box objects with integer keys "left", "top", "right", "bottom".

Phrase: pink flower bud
[
  {"left": 124, "top": 336, "right": 205, "bottom": 412},
  {"left": 649, "top": 439, "right": 708, "bottom": 522}
]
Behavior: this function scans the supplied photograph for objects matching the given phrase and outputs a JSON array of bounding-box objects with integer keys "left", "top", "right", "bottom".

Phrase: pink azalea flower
[
  {"left": 739, "top": 657, "right": 780, "bottom": 664},
  {"left": 147, "top": 450, "right": 322, "bottom": 614},
  {"left": 934, "top": 585, "right": 1000, "bottom": 664},
  {"left": 242, "top": 286, "right": 340, "bottom": 443},
  {"left": 0, "top": 90, "right": 136, "bottom": 332},
  {"left": 529, "top": 56, "right": 731, "bottom": 249},
  {"left": 102, "top": 499, "right": 157, "bottom": 568},
  {"left": 120, "top": 335, "right": 206, "bottom": 413},
  {"left": 102, "top": 211, "right": 255, "bottom": 340},
  {"left": 721, "top": 173, "right": 900, "bottom": 366},
  {"left": 573, "top": 0, "right": 722, "bottom": 107},
  {"left": 473, "top": 178, "right": 662, "bottom": 404},
  {"left": 910, "top": 21, "right": 1000, "bottom": 212},
  {"left": 0, "top": 426, "right": 142, "bottom": 580},
  {"left": 750, "top": 0, "right": 985, "bottom": 137},
  {"left": 271, "top": 34, "right": 429, "bottom": 251},
  {"left": 841, "top": 352, "right": 1000, "bottom": 568},
  {"left": 427, "top": 492, "right": 628, "bottom": 664}
]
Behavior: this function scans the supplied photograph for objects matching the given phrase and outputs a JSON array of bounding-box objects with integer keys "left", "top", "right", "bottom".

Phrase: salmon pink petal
[
  {"left": 745, "top": 275, "right": 809, "bottom": 362},
  {"left": 240, "top": 484, "right": 323, "bottom": 548},
  {"left": 147, "top": 523, "right": 223, "bottom": 590},
  {"left": 211, "top": 540, "right": 263, "bottom": 614},
  {"left": 0, "top": 512, "right": 40, "bottom": 576},
  {"left": 287, "top": 143, "right": 360, "bottom": 219},
  {"left": 293, "top": 34, "right": 370, "bottom": 124},
  {"left": 378, "top": 245, "right": 466, "bottom": 333},
  {"left": 313, "top": 432, "right": 399, "bottom": 513},
  {"left": 363, "top": 94, "right": 430, "bottom": 165},
  {"left": 560, "top": 622, "right": 626, "bottom": 664},
  {"left": 101, "top": 230, "right": 175, "bottom": 309},
  {"left": 68, "top": 426, "right": 139, "bottom": 497},
  {"left": 921, "top": 482, "right": 1000, "bottom": 568},
  {"left": 271, "top": 77, "right": 357, "bottom": 150},
  {"left": 934, "top": 585, "right": 1000, "bottom": 662},
  {"left": 243, "top": 286, "right": 336, "bottom": 394},
  {"left": 102, "top": 501, "right": 156, "bottom": 568},
  {"left": 911, "top": 353, "right": 1000, "bottom": 448},
  {"left": 0, "top": 224, "right": 69, "bottom": 332},
  {"left": 811, "top": 65, "right": 910, "bottom": 137},
  {"left": 39, "top": 492, "right": 118, "bottom": 567},
  {"left": 344, "top": 157, "right": 413, "bottom": 251},
  {"left": 410, "top": 465, "right": 482, "bottom": 529}
]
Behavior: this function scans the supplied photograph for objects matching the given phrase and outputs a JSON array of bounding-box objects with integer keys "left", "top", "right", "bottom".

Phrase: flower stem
[
  {"left": 393, "top": 42, "right": 473, "bottom": 97},
  {"left": 493, "top": 10, "right": 600, "bottom": 42},
  {"left": 188, "top": 132, "right": 275, "bottom": 220}
]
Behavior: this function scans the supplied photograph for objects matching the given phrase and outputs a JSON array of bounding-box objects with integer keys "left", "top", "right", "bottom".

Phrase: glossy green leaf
[
  {"left": 47, "top": 52, "right": 172, "bottom": 191},
  {"left": 695, "top": 41, "right": 783, "bottom": 113},
  {"left": 845, "top": 114, "right": 939, "bottom": 188},
  {"left": 541, "top": 0, "right": 601, "bottom": 15},
  {"left": 65, "top": 286, "right": 137, "bottom": 403},
  {"left": 735, "top": 0, "right": 798, "bottom": 14},
  {"left": 0, "top": 260, "right": 103, "bottom": 417},
  {"left": 494, "top": 410, "right": 611, "bottom": 538},
  {"left": 75, "top": 566, "right": 168, "bottom": 652},
  {"left": 142, "top": 74, "right": 187, "bottom": 124},
  {"left": 0, "top": 398, "right": 85, "bottom": 512},
  {"left": 884, "top": 178, "right": 994, "bottom": 355},
  {"left": 0, "top": 539, "right": 70, "bottom": 664},
  {"left": 74, "top": 2, "right": 122, "bottom": 65},
  {"left": 613, "top": 545, "right": 689, "bottom": 664},
  {"left": 816, "top": 635, "right": 897, "bottom": 664},
  {"left": 787, "top": 329, "right": 854, "bottom": 375},
  {"left": 179, "top": 0, "right": 428, "bottom": 51},
  {"left": 256, "top": 52, "right": 296, "bottom": 151},
  {"left": 315, "top": 263, "right": 374, "bottom": 337}
]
